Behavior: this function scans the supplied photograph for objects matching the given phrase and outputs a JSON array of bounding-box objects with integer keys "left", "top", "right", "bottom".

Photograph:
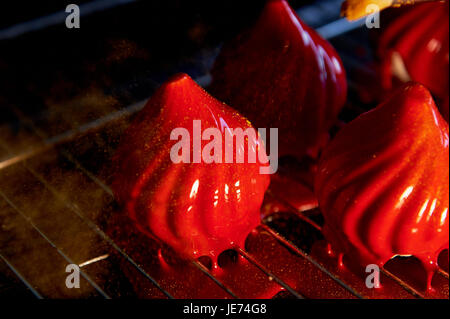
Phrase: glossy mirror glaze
[
  {"left": 378, "top": 2, "right": 449, "bottom": 120},
  {"left": 315, "top": 83, "right": 449, "bottom": 290},
  {"left": 112, "top": 73, "right": 270, "bottom": 264},
  {"left": 211, "top": 0, "right": 347, "bottom": 159}
]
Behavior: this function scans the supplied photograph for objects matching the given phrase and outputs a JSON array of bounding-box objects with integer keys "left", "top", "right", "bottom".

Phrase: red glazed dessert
[
  {"left": 111, "top": 73, "right": 270, "bottom": 264},
  {"left": 315, "top": 83, "right": 449, "bottom": 289},
  {"left": 210, "top": 0, "right": 347, "bottom": 159},
  {"left": 378, "top": 1, "right": 449, "bottom": 120}
]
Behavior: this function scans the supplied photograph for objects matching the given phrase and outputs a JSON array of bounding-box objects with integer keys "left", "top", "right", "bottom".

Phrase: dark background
[{"left": 0, "top": 0, "right": 320, "bottom": 123}]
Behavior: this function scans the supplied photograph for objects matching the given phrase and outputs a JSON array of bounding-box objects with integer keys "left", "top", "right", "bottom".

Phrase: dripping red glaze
[
  {"left": 108, "top": 210, "right": 357, "bottom": 299},
  {"left": 111, "top": 73, "right": 270, "bottom": 264},
  {"left": 210, "top": 0, "right": 347, "bottom": 159},
  {"left": 315, "top": 83, "right": 449, "bottom": 290},
  {"left": 378, "top": 2, "right": 449, "bottom": 120},
  {"left": 107, "top": 212, "right": 284, "bottom": 299}
]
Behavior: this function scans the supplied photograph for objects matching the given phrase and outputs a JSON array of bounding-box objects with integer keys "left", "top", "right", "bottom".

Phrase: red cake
[
  {"left": 315, "top": 83, "right": 449, "bottom": 290},
  {"left": 378, "top": 2, "right": 449, "bottom": 120},
  {"left": 210, "top": 0, "right": 347, "bottom": 159},
  {"left": 111, "top": 73, "right": 270, "bottom": 264}
]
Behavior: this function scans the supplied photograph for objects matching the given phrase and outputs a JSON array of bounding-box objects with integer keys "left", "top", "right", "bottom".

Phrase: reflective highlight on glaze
[
  {"left": 315, "top": 83, "right": 449, "bottom": 290},
  {"left": 111, "top": 73, "right": 270, "bottom": 263},
  {"left": 210, "top": 0, "right": 347, "bottom": 159},
  {"left": 378, "top": 2, "right": 449, "bottom": 120}
]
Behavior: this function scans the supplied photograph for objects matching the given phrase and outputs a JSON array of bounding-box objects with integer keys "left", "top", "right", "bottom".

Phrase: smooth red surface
[
  {"left": 210, "top": 0, "right": 347, "bottom": 159},
  {"left": 268, "top": 174, "right": 318, "bottom": 213},
  {"left": 111, "top": 73, "right": 270, "bottom": 263},
  {"left": 378, "top": 2, "right": 449, "bottom": 120},
  {"left": 315, "top": 83, "right": 449, "bottom": 290}
]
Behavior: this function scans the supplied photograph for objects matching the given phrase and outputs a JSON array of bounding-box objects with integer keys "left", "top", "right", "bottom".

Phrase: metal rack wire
[{"left": 1, "top": 59, "right": 448, "bottom": 299}]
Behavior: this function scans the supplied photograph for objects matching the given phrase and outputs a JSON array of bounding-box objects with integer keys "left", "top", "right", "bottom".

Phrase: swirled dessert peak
[
  {"left": 378, "top": 2, "right": 449, "bottom": 120},
  {"left": 315, "top": 83, "right": 449, "bottom": 289},
  {"left": 210, "top": 0, "right": 347, "bottom": 159},
  {"left": 112, "top": 73, "right": 270, "bottom": 264}
]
